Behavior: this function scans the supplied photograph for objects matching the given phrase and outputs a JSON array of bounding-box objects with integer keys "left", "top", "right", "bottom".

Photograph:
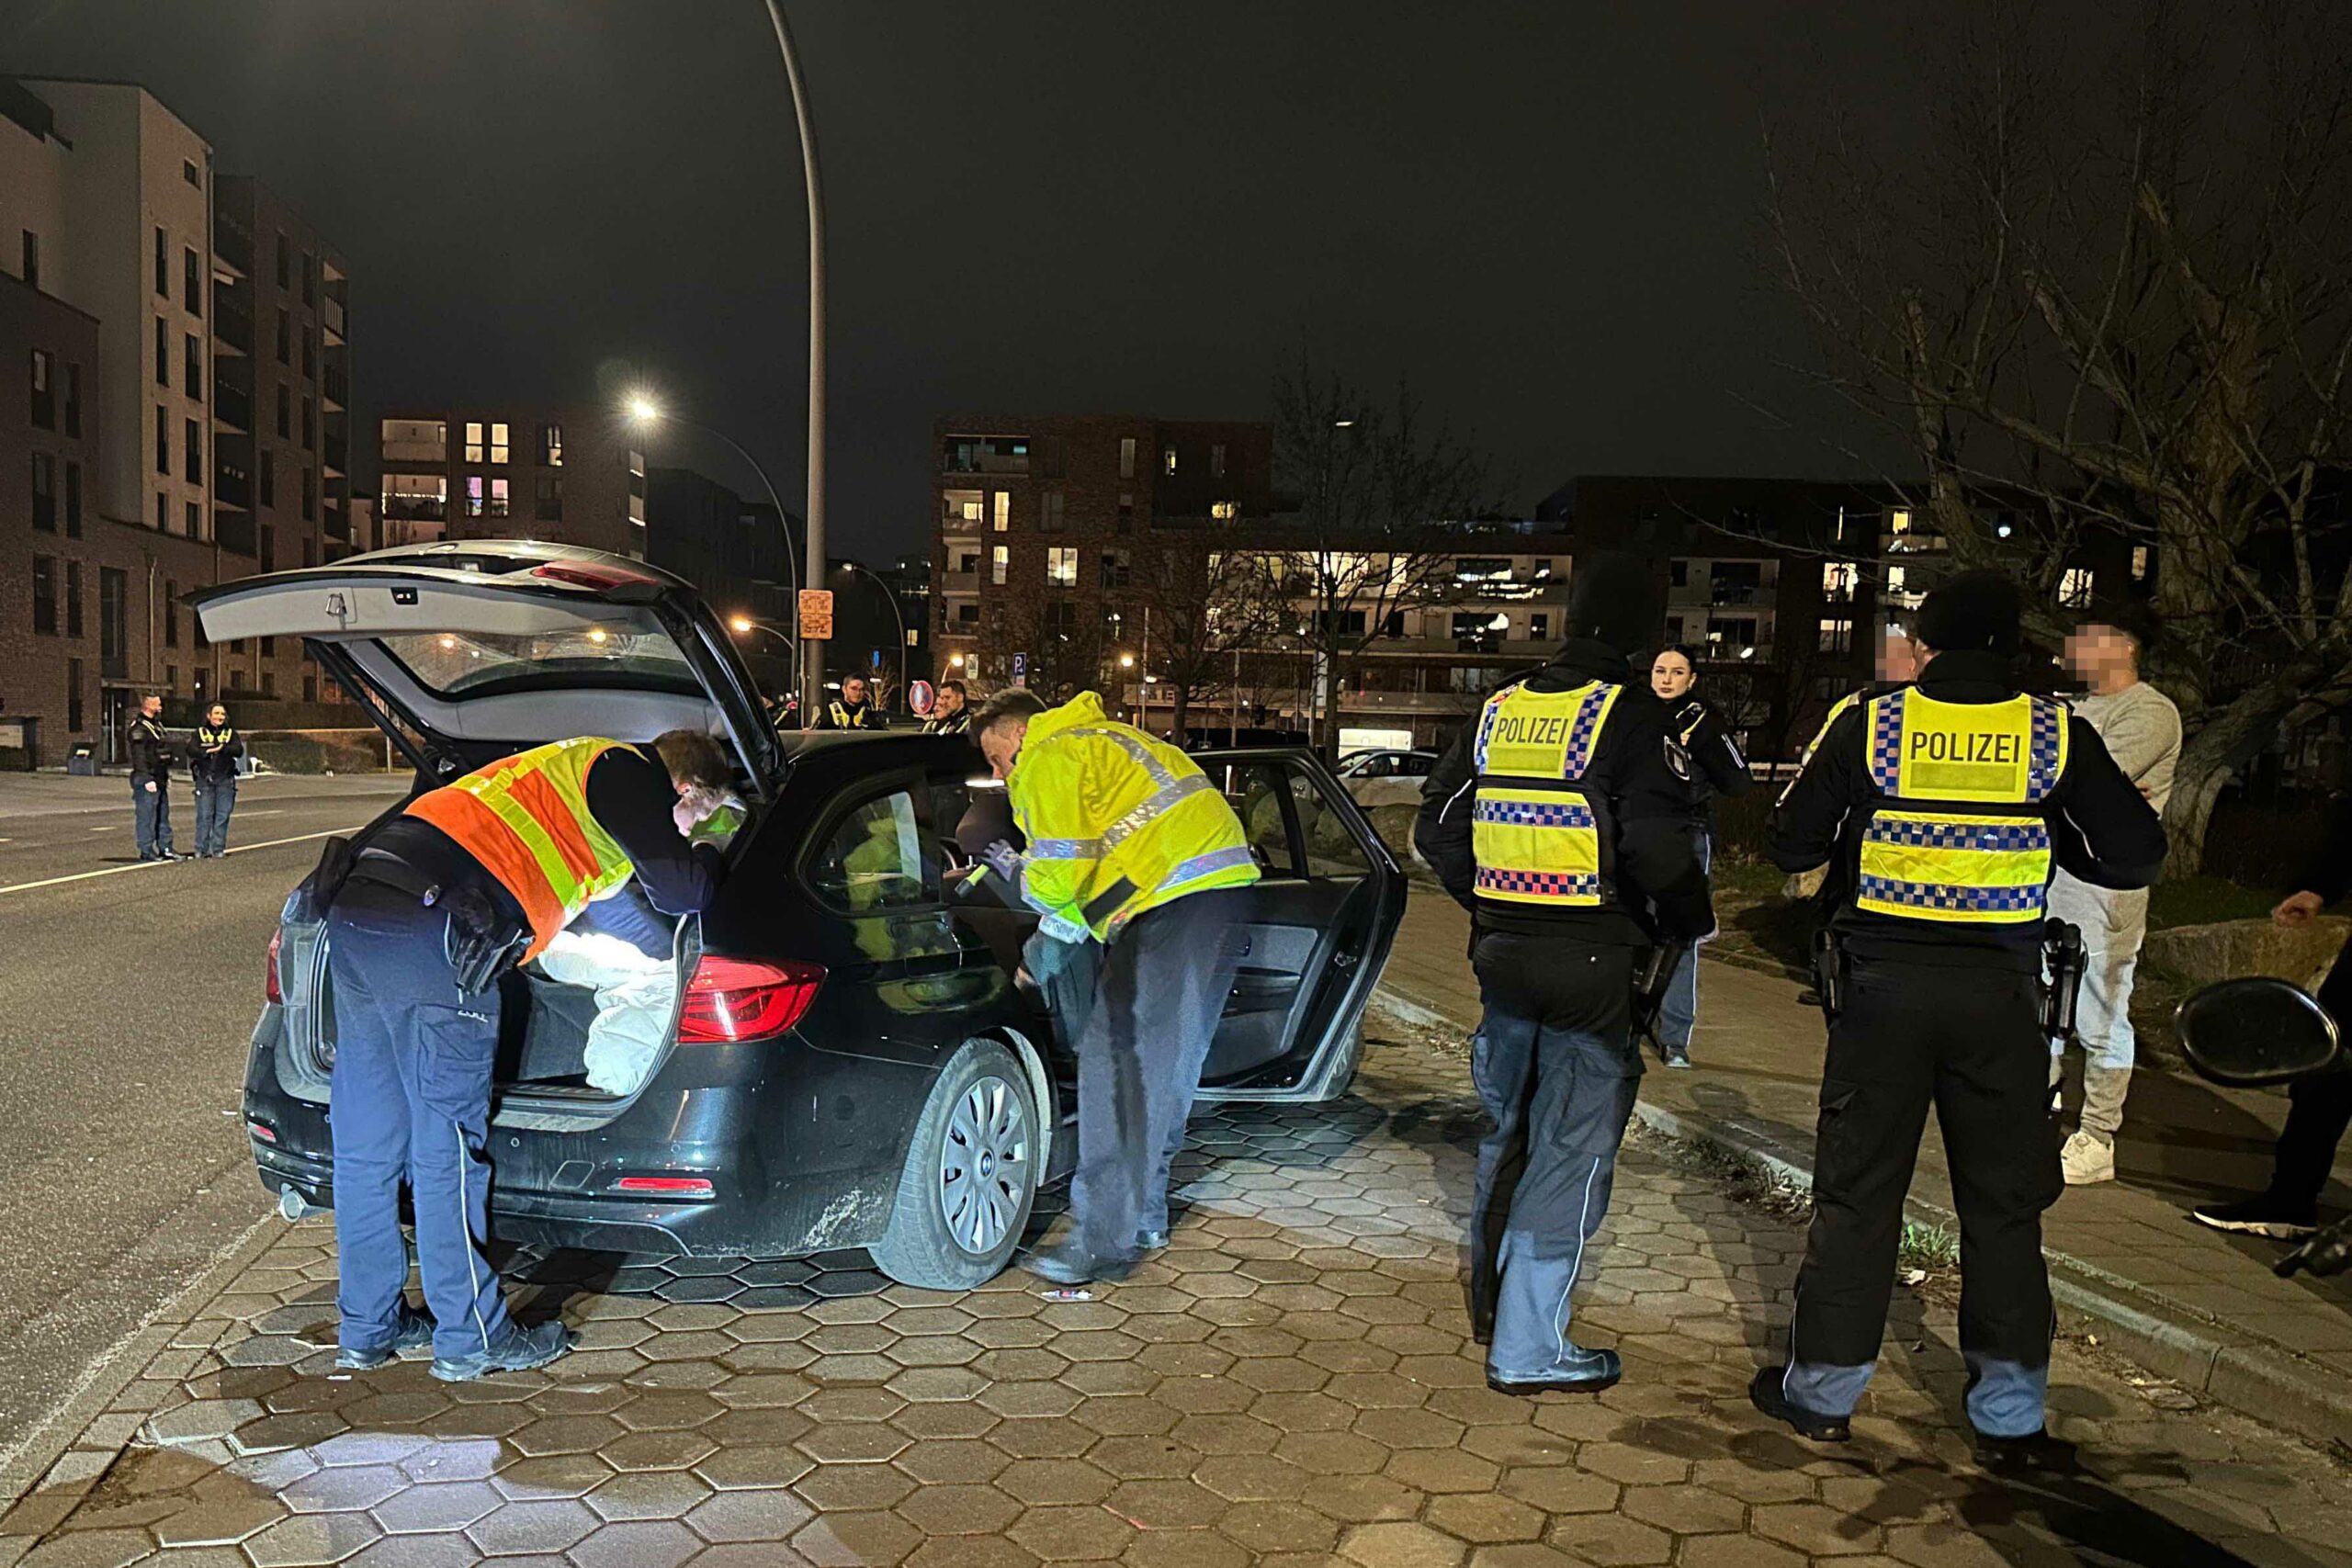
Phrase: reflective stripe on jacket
[
  {"left": 407, "top": 737, "right": 639, "bottom": 958},
  {"left": 1852, "top": 688, "right": 2066, "bottom": 925},
  {"left": 1004, "top": 692, "right": 1259, "bottom": 940},
  {"left": 1469, "top": 681, "right": 1620, "bottom": 908}
]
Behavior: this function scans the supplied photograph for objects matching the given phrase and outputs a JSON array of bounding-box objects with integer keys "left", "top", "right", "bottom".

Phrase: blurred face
[
  {"left": 980, "top": 721, "right": 1025, "bottom": 780},
  {"left": 2064, "top": 625, "right": 2138, "bottom": 694},
  {"left": 842, "top": 678, "right": 867, "bottom": 705},
  {"left": 1650, "top": 652, "right": 1695, "bottom": 701},
  {"left": 936, "top": 685, "right": 966, "bottom": 716},
  {"left": 140, "top": 696, "right": 162, "bottom": 718},
  {"left": 207, "top": 705, "right": 227, "bottom": 726},
  {"left": 1877, "top": 630, "right": 1920, "bottom": 683}
]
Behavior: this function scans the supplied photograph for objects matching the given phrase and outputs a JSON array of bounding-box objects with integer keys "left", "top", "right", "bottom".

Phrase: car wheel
[{"left": 870, "top": 1038, "right": 1040, "bottom": 1290}]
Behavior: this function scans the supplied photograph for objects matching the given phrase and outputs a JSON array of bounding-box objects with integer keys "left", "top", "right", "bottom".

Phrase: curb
[{"left": 1367, "top": 987, "right": 2352, "bottom": 1450}]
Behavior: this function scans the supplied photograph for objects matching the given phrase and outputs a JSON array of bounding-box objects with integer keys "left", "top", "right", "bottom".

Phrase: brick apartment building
[
  {"left": 0, "top": 77, "right": 356, "bottom": 765},
  {"left": 376, "top": 409, "right": 643, "bottom": 557}
]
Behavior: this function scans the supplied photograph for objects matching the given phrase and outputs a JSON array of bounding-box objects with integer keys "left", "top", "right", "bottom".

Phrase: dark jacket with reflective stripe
[
  {"left": 1768, "top": 649, "right": 2166, "bottom": 968},
  {"left": 1415, "top": 639, "right": 1714, "bottom": 946}
]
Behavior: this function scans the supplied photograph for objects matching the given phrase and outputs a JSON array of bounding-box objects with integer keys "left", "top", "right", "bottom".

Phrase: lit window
[
  {"left": 2131, "top": 546, "right": 2150, "bottom": 581},
  {"left": 1211, "top": 501, "right": 1237, "bottom": 521},
  {"left": 990, "top": 546, "right": 1009, "bottom": 585},
  {"left": 1890, "top": 508, "right": 1913, "bottom": 534},
  {"left": 539, "top": 423, "right": 563, "bottom": 466},
  {"left": 1818, "top": 616, "right": 1854, "bottom": 654},
  {"left": 1046, "top": 547, "right": 1079, "bottom": 587},
  {"left": 464, "top": 422, "right": 485, "bottom": 463},
  {"left": 1821, "top": 561, "right": 1856, "bottom": 602},
  {"left": 992, "top": 491, "right": 1010, "bottom": 531},
  {"left": 490, "top": 478, "right": 510, "bottom": 516},
  {"left": 490, "top": 423, "right": 510, "bottom": 464},
  {"left": 465, "top": 475, "right": 484, "bottom": 516},
  {"left": 2060, "top": 567, "right": 2095, "bottom": 608},
  {"left": 1118, "top": 437, "right": 1136, "bottom": 479},
  {"left": 1163, "top": 447, "right": 1178, "bottom": 476}
]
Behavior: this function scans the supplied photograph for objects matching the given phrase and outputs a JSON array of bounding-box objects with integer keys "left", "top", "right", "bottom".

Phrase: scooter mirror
[{"left": 2176, "top": 977, "right": 2341, "bottom": 1086}]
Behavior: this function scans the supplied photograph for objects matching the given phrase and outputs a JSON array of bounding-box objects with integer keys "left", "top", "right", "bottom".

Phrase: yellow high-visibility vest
[
  {"left": 408, "top": 738, "right": 639, "bottom": 958},
  {"left": 1470, "top": 681, "right": 1620, "bottom": 908},
  {"left": 1853, "top": 689, "right": 2066, "bottom": 924}
]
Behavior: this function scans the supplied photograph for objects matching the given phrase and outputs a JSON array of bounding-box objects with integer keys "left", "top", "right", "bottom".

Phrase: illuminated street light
[
  {"left": 1118, "top": 652, "right": 1136, "bottom": 669},
  {"left": 626, "top": 394, "right": 662, "bottom": 424},
  {"left": 730, "top": 615, "right": 753, "bottom": 634}
]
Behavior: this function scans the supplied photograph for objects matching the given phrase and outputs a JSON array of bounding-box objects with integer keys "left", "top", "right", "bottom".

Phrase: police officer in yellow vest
[
  {"left": 325, "top": 730, "right": 733, "bottom": 1382},
  {"left": 1752, "top": 571, "right": 2165, "bottom": 1460},
  {"left": 1416, "top": 555, "right": 1713, "bottom": 1395},
  {"left": 970, "top": 687, "right": 1261, "bottom": 1285}
]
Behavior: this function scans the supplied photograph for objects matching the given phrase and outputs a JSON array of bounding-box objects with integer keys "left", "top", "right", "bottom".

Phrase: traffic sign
[
  {"left": 910, "top": 680, "right": 936, "bottom": 716},
  {"left": 797, "top": 589, "right": 834, "bottom": 639},
  {"left": 1012, "top": 652, "right": 1028, "bottom": 687}
]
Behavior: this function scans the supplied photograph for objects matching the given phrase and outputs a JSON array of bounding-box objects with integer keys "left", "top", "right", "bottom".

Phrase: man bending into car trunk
[
  {"left": 325, "top": 729, "right": 732, "bottom": 1381},
  {"left": 973, "top": 687, "right": 1261, "bottom": 1285}
]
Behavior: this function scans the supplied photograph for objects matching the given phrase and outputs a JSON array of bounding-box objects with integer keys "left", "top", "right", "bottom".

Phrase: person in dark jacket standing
[
  {"left": 1415, "top": 555, "right": 1713, "bottom": 1395},
  {"left": 817, "top": 675, "right": 887, "bottom": 730},
  {"left": 923, "top": 679, "right": 972, "bottom": 735},
  {"left": 1750, "top": 570, "right": 2167, "bottom": 1461},
  {"left": 1640, "top": 646, "right": 1753, "bottom": 1066},
  {"left": 127, "top": 694, "right": 181, "bottom": 862},
  {"left": 189, "top": 703, "right": 244, "bottom": 859}
]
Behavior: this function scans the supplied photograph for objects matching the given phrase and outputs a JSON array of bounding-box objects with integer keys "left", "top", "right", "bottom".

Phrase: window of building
[
  {"left": 1883, "top": 562, "right": 1922, "bottom": 610},
  {"left": 1211, "top": 501, "right": 1237, "bottom": 521},
  {"left": 262, "top": 635, "right": 277, "bottom": 658},
  {"left": 955, "top": 602, "right": 980, "bottom": 626},
  {"left": 155, "top": 408, "right": 170, "bottom": 474},
  {"left": 302, "top": 330, "right": 314, "bottom": 381},
  {"left": 29, "top": 348, "right": 51, "bottom": 428},
  {"left": 489, "top": 423, "right": 510, "bottom": 464},
  {"left": 1530, "top": 613, "right": 1549, "bottom": 642},
  {"left": 1099, "top": 549, "right": 1130, "bottom": 590},
  {"left": 1119, "top": 437, "right": 1136, "bottom": 479},
  {"left": 276, "top": 232, "right": 289, "bottom": 288},
  {"left": 263, "top": 671, "right": 277, "bottom": 696},
  {"left": 1046, "top": 547, "right": 1080, "bottom": 587},
  {"left": 1822, "top": 561, "right": 1857, "bottom": 603},
  {"left": 1668, "top": 558, "right": 1690, "bottom": 588},
  {"left": 185, "top": 334, "right": 203, "bottom": 401},
  {"left": 63, "top": 461, "right": 81, "bottom": 537},
  {"left": 31, "top": 452, "right": 54, "bottom": 531},
  {"left": 1117, "top": 493, "right": 1134, "bottom": 532},
  {"left": 153, "top": 227, "right": 168, "bottom": 296},
  {"left": 383, "top": 473, "right": 448, "bottom": 520},
  {"left": 465, "top": 422, "right": 485, "bottom": 463},
  {"left": 1042, "top": 492, "right": 1065, "bottom": 532},
  {"left": 301, "top": 538, "right": 315, "bottom": 568},
  {"left": 953, "top": 548, "right": 980, "bottom": 574},
  {"left": 1707, "top": 616, "right": 1759, "bottom": 652},
  {"left": 185, "top": 418, "right": 202, "bottom": 479},
  {"left": 535, "top": 475, "right": 562, "bottom": 520},
  {"left": 164, "top": 580, "right": 179, "bottom": 647},
  {"left": 182, "top": 157, "right": 201, "bottom": 189},
  {"left": 59, "top": 562, "right": 85, "bottom": 637},
  {"left": 187, "top": 500, "right": 201, "bottom": 538},
  {"left": 66, "top": 659, "right": 83, "bottom": 731},
  {"left": 301, "top": 397, "right": 314, "bottom": 450},
  {"left": 300, "top": 253, "right": 315, "bottom": 307},
  {"left": 276, "top": 384, "right": 290, "bottom": 438},
  {"left": 464, "top": 475, "right": 484, "bottom": 517},
  {"left": 154, "top": 318, "right": 168, "bottom": 387},
  {"left": 1211, "top": 443, "right": 1227, "bottom": 479},
  {"left": 1163, "top": 446, "right": 1178, "bottom": 476},
  {"left": 276, "top": 308, "right": 289, "bottom": 364},
  {"left": 183, "top": 247, "right": 201, "bottom": 316},
  {"left": 1818, "top": 615, "right": 1854, "bottom": 653},
  {"left": 944, "top": 489, "right": 984, "bottom": 527},
  {"left": 21, "top": 228, "right": 37, "bottom": 290},
  {"left": 32, "top": 556, "right": 56, "bottom": 635},
  {"left": 303, "top": 673, "right": 317, "bottom": 704},
  {"left": 489, "top": 477, "right": 509, "bottom": 516},
  {"left": 2060, "top": 567, "right": 2095, "bottom": 608},
  {"left": 260, "top": 450, "right": 276, "bottom": 507},
  {"left": 2131, "top": 546, "right": 2151, "bottom": 581},
  {"left": 990, "top": 546, "right": 1010, "bottom": 585},
  {"left": 992, "top": 491, "right": 1011, "bottom": 531},
  {"left": 155, "top": 492, "right": 167, "bottom": 530},
  {"left": 539, "top": 423, "right": 563, "bottom": 466},
  {"left": 261, "top": 524, "right": 276, "bottom": 570},
  {"left": 302, "top": 468, "right": 316, "bottom": 522},
  {"left": 62, "top": 363, "right": 79, "bottom": 437}
]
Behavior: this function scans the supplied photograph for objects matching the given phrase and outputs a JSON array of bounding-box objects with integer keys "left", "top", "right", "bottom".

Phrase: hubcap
[{"left": 940, "top": 1074, "right": 1032, "bottom": 1256}]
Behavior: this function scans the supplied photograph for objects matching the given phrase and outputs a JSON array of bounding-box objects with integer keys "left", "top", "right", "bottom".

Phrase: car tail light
[
  {"left": 247, "top": 1120, "right": 278, "bottom": 1145},
  {"left": 531, "top": 561, "right": 657, "bottom": 592},
  {"left": 612, "top": 1175, "right": 716, "bottom": 1198},
  {"left": 265, "top": 930, "right": 283, "bottom": 1005},
  {"left": 679, "top": 956, "right": 824, "bottom": 1043}
]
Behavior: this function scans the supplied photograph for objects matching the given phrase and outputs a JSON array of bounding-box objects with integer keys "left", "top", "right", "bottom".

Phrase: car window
[
  {"left": 1360, "top": 754, "right": 1394, "bottom": 778},
  {"left": 1292, "top": 762, "right": 1373, "bottom": 876},
  {"left": 378, "top": 614, "right": 696, "bottom": 697},
  {"left": 1401, "top": 754, "right": 1433, "bottom": 776},
  {"left": 809, "top": 788, "right": 937, "bottom": 910},
  {"left": 1205, "top": 760, "right": 1300, "bottom": 878}
]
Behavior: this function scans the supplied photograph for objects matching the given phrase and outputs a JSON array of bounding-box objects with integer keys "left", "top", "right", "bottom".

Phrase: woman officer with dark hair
[{"left": 1644, "top": 645, "right": 1752, "bottom": 1066}]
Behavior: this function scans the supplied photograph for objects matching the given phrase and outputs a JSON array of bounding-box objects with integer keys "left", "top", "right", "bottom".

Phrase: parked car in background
[
  {"left": 1337, "top": 748, "right": 1441, "bottom": 809},
  {"left": 198, "top": 541, "right": 1406, "bottom": 1292}
]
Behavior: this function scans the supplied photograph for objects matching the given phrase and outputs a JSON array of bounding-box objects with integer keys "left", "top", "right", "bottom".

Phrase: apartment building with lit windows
[
  {"left": 376, "top": 409, "right": 644, "bottom": 557},
  {"left": 0, "top": 77, "right": 356, "bottom": 762}
]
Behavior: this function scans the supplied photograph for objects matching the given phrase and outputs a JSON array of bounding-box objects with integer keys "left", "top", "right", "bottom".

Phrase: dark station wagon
[{"left": 197, "top": 542, "right": 1406, "bottom": 1289}]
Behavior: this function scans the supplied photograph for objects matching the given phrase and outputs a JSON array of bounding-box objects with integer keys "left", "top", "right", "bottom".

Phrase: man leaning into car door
[
  {"left": 322, "top": 730, "right": 732, "bottom": 1382},
  {"left": 972, "top": 686, "right": 1261, "bottom": 1286}
]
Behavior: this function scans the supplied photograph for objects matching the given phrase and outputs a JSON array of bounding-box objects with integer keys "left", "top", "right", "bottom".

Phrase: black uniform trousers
[
  {"left": 2267, "top": 956, "right": 2352, "bottom": 1210},
  {"left": 1786, "top": 955, "right": 2061, "bottom": 1438}
]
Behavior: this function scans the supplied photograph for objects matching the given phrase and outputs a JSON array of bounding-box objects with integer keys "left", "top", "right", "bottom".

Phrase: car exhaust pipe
[{"left": 278, "top": 1186, "right": 327, "bottom": 1222}]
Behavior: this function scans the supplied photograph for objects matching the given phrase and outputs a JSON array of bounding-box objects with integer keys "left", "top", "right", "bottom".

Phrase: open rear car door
[
  {"left": 187, "top": 540, "right": 779, "bottom": 791},
  {"left": 1186, "top": 749, "right": 1407, "bottom": 1101}
]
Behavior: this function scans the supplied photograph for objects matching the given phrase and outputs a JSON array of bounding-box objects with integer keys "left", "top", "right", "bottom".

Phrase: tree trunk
[
  {"left": 2156, "top": 667, "right": 2314, "bottom": 878},
  {"left": 1169, "top": 690, "right": 1192, "bottom": 745}
]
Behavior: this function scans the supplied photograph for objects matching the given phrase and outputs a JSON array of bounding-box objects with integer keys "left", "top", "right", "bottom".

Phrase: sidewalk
[{"left": 1378, "top": 890, "right": 2352, "bottom": 1446}]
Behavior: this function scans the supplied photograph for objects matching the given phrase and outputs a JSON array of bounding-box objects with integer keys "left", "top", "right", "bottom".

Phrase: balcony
[
  {"left": 383, "top": 494, "right": 447, "bottom": 522},
  {"left": 322, "top": 294, "right": 345, "bottom": 342},
  {"left": 215, "top": 379, "right": 253, "bottom": 434},
  {"left": 323, "top": 363, "right": 347, "bottom": 411},
  {"left": 381, "top": 426, "right": 447, "bottom": 464},
  {"left": 212, "top": 294, "right": 253, "bottom": 356},
  {"left": 213, "top": 217, "right": 253, "bottom": 278},
  {"left": 323, "top": 433, "right": 347, "bottom": 477},
  {"left": 214, "top": 459, "right": 254, "bottom": 513}
]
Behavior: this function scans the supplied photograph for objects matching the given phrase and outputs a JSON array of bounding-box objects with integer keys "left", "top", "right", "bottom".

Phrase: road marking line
[
  {"left": 240, "top": 810, "right": 284, "bottom": 818},
  {"left": 0, "top": 828, "right": 354, "bottom": 896}
]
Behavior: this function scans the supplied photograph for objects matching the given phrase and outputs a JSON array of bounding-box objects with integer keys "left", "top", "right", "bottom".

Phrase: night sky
[{"left": 9, "top": 1, "right": 1911, "bottom": 558}]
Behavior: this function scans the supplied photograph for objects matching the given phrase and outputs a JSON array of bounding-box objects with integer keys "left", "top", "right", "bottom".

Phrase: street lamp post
[
  {"left": 625, "top": 400, "right": 802, "bottom": 604},
  {"left": 836, "top": 559, "right": 909, "bottom": 707},
  {"left": 759, "top": 0, "right": 831, "bottom": 725}
]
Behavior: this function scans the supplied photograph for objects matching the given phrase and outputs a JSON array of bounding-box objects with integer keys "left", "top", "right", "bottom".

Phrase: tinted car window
[
  {"left": 1205, "top": 761, "right": 1300, "bottom": 878},
  {"left": 810, "top": 788, "right": 936, "bottom": 910},
  {"left": 1295, "top": 764, "right": 1373, "bottom": 876}
]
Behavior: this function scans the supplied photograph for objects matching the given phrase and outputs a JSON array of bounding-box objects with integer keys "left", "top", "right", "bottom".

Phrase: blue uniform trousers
[
  {"left": 132, "top": 776, "right": 174, "bottom": 857},
  {"left": 194, "top": 779, "right": 237, "bottom": 855},
  {"left": 1469, "top": 931, "right": 1641, "bottom": 1381},
  {"left": 326, "top": 876, "right": 515, "bottom": 1362}
]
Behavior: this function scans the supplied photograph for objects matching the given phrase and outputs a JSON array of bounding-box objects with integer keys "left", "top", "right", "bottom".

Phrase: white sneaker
[{"left": 2061, "top": 1131, "right": 2115, "bottom": 1186}]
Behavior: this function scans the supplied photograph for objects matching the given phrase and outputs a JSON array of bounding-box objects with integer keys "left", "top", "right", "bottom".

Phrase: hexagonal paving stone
[
  {"left": 685, "top": 1485, "right": 819, "bottom": 1544},
  {"left": 368, "top": 1481, "right": 503, "bottom": 1535},
  {"left": 585, "top": 1467, "right": 717, "bottom": 1522},
  {"left": 1338, "top": 1520, "right": 1468, "bottom": 1568},
  {"left": 995, "top": 1457, "right": 1117, "bottom": 1506},
  {"left": 568, "top": 1518, "right": 704, "bottom": 1568},
  {"left": 789, "top": 1506, "right": 922, "bottom": 1566},
  {"left": 1010, "top": 1502, "right": 1143, "bottom": 1562},
  {"left": 243, "top": 1511, "right": 386, "bottom": 1567},
  {"left": 891, "top": 1481, "right": 1024, "bottom": 1536},
  {"left": 463, "top": 1497, "right": 600, "bottom": 1556}
]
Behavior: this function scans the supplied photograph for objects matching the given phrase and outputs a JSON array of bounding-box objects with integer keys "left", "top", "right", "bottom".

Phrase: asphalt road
[{"left": 0, "top": 772, "right": 408, "bottom": 1470}]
